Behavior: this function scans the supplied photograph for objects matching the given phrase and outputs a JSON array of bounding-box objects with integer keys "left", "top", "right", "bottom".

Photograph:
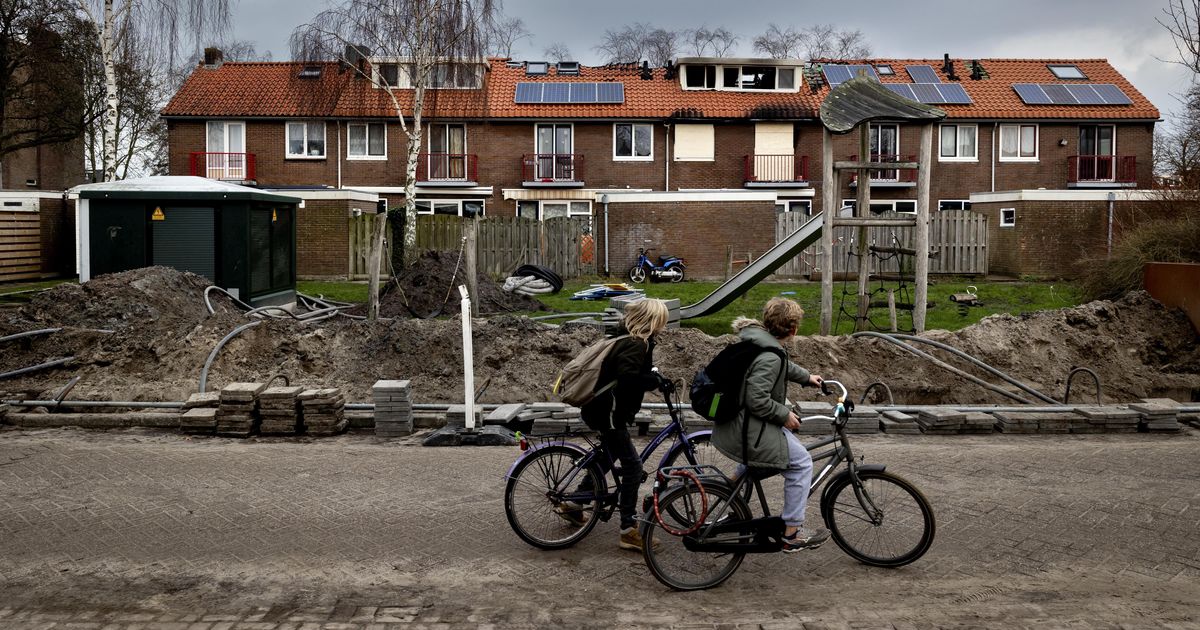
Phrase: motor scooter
[{"left": 628, "top": 248, "right": 686, "bottom": 283}]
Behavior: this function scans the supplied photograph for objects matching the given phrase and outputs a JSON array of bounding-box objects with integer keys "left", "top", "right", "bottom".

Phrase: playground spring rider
[{"left": 629, "top": 248, "right": 686, "bottom": 283}]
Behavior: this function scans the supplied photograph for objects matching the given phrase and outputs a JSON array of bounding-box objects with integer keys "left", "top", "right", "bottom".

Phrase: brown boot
[{"left": 619, "top": 526, "right": 659, "bottom": 551}]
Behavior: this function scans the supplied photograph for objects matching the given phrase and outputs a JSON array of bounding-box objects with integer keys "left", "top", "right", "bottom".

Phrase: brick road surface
[{"left": 0, "top": 426, "right": 1198, "bottom": 629}]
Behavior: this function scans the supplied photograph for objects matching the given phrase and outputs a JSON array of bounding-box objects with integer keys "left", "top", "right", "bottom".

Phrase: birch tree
[
  {"left": 291, "top": 0, "right": 496, "bottom": 321},
  {"left": 73, "top": 0, "right": 230, "bottom": 182}
]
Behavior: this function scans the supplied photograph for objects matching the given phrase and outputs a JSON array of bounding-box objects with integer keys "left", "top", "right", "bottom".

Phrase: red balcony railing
[
  {"left": 190, "top": 152, "right": 255, "bottom": 181},
  {"left": 1068, "top": 155, "right": 1137, "bottom": 184},
  {"left": 521, "top": 153, "right": 585, "bottom": 183},
  {"left": 848, "top": 154, "right": 917, "bottom": 183},
  {"left": 417, "top": 153, "right": 478, "bottom": 183},
  {"left": 744, "top": 154, "right": 809, "bottom": 183}
]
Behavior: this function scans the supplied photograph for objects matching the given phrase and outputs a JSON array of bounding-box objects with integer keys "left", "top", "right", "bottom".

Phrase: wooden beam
[
  {"left": 855, "top": 126, "right": 871, "bottom": 332},
  {"left": 834, "top": 160, "right": 919, "bottom": 171},
  {"left": 836, "top": 218, "right": 917, "bottom": 227},
  {"left": 820, "top": 126, "right": 835, "bottom": 336},
  {"left": 914, "top": 123, "right": 933, "bottom": 333}
]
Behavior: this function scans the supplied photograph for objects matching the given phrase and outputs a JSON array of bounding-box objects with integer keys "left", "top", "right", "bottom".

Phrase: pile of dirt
[
  {"left": 1, "top": 266, "right": 1197, "bottom": 407},
  {"left": 366, "top": 250, "right": 548, "bottom": 318}
]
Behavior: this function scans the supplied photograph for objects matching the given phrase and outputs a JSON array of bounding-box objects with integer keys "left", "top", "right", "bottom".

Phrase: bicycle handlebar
[{"left": 820, "top": 379, "right": 848, "bottom": 402}]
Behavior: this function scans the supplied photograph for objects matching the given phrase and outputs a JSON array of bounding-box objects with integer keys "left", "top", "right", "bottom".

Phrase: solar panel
[
  {"left": 1092, "top": 84, "right": 1132, "bottom": 105},
  {"left": 569, "top": 82, "right": 596, "bottom": 103},
  {"left": 884, "top": 84, "right": 916, "bottom": 100},
  {"left": 823, "top": 64, "right": 853, "bottom": 85},
  {"left": 1065, "top": 84, "right": 1104, "bottom": 105},
  {"left": 911, "top": 83, "right": 945, "bottom": 103},
  {"left": 1013, "top": 83, "right": 1051, "bottom": 104},
  {"left": 1041, "top": 83, "right": 1077, "bottom": 104},
  {"left": 906, "top": 65, "right": 941, "bottom": 83},
  {"left": 542, "top": 83, "right": 570, "bottom": 103},
  {"left": 514, "top": 83, "right": 542, "bottom": 103},
  {"left": 596, "top": 82, "right": 624, "bottom": 103},
  {"left": 847, "top": 64, "right": 879, "bottom": 81},
  {"left": 937, "top": 83, "right": 972, "bottom": 104}
]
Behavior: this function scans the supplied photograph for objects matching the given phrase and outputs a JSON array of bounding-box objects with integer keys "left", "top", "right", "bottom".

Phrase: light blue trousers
[{"left": 736, "top": 426, "right": 814, "bottom": 527}]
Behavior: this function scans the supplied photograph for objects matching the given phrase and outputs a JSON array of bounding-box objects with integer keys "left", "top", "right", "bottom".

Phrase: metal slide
[{"left": 680, "top": 212, "right": 825, "bottom": 319}]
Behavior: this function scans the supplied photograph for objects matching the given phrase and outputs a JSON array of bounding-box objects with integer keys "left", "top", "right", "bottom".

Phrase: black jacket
[{"left": 580, "top": 335, "right": 658, "bottom": 431}]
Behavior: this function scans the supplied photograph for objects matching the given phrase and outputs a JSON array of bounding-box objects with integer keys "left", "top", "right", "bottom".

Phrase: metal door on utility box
[{"left": 151, "top": 206, "right": 216, "bottom": 281}]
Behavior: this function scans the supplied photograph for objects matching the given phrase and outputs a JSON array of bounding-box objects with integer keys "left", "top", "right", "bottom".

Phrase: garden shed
[{"left": 74, "top": 176, "right": 301, "bottom": 306}]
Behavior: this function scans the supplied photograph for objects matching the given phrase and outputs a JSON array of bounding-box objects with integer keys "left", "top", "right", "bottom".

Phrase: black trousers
[{"left": 597, "top": 425, "right": 641, "bottom": 529}]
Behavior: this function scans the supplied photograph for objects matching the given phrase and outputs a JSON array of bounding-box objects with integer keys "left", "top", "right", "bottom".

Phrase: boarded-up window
[{"left": 674, "top": 124, "right": 714, "bottom": 161}]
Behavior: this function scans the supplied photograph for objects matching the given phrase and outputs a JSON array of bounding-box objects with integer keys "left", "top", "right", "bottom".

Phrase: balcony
[
  {"left": 417, "top": 153, "right": 479, "bottom": 186},
  {"left": 1068, "top": 155, "right": 1137, "bottom": 188},
  {"left": 848, "top": 154, "right": 917, "bottom": 187},
  {"left": 521, "top": 153, "right": 585, "bottom": 187},
  {"left": 190, "top": 152, "right": 255, "bottom": 182},
  {"left": 744, "top": 154, "right": 810, "bottom": 187}
]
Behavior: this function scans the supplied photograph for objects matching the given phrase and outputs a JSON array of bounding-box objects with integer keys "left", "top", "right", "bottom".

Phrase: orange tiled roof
[{"left": 162, "top": 57, "right": 1159, "bottom": 122}]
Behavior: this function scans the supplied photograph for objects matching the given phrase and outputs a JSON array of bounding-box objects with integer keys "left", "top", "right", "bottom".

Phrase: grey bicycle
[{"left": 640, "top": 380, "right": 935, "bottom": 590}]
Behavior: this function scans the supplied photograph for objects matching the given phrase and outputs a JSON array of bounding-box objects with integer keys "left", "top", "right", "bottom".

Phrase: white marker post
[{"left": 459, "top": 285, "right": 476, "bottom": 431}]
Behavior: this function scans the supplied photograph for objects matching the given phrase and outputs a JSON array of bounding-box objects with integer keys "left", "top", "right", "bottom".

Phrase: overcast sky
[{"left": 229, "top": 0, "right": 1192, "bottom": 125}]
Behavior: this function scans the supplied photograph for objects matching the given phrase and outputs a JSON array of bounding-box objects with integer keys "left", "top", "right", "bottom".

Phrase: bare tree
[
  {"left": 0, "top": 0, "right": 87, "bottom": 188},
  {"left": 643, "top": 27, "right": 678, "bottom": 67},
  {"left": 486, "top": 15, "right": 528, "bottom": 58},
  {"left": 595, "top": 22, "right": 680, "bottom": 66},
  {"left": 1155, "top": 86, "right": 1200, "bottom": 186},
  {"left": 1158, "top": 0, "right": 1200, "bottom": 73},
  {"left": 684, "top": 25, "right": 738, "bottom": 57},
  {"left": 74, "top": 0, "right": 231, "bottom": 182},
  {"left": 292, "top": 0, "right": 496, "bottom": 320},
  {"left": 753, "top": 23, "right": 871, "bottom": 60},
  {"left": 542, "top": 41, "right": 571, "bottom": 63}
]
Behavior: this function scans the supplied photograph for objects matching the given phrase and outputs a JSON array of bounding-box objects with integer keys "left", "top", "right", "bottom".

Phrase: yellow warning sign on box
[
  {"left": 271, "top": 209, "right": 277, "bottom": 222},
  {"left": 151, "top": 207, "right": 165, "bottom": 221}
]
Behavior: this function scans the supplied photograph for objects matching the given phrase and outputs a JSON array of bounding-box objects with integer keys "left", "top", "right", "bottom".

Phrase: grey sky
[{"left": 230, "top": 0, "right": 1190, "bottom": 125}]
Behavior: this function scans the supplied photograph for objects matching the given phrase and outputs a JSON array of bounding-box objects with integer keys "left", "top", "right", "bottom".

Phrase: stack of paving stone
[
  {"left": 513, "top": 402, "right": 585, "bottom": 433},
  {"left": 259, "top": 386, "right": 303, "bottom": 435},
  {"left": 960, "top": 412, "right": 997, "bottom": 435},
  {"left": 1140, "top": 398, "right": 1199, "bottom": 428},
  {"left": 991, "top": 411, "right": 1041, "bottom": 434},
  {"left": 1129, "top": 402, "right": 1181, "bottom": 432},
  {"left": 845, "top": 405, "right": 880, "bottom": 434},
  {"left": 1076, "top": 406, "right": 1140, "bottom": 433},
  {"left": 299, "top": 388, "right": 347, "bottom": 436},
  {"left": 916, "top": 408, "right": 965, "bottom": 435},
  {"left": 484, "top": 403, "right": 525, "bottom": 426},
  {"left": 216, "top": 383, "right": 264, "bottom": 437},
  {"left": 373, "top": 380, "right": 413, "bottom": 437},
  {"left": 180, "top": 391, "right": 220, "bottom": 435},
  {"left": 794, "top": 401, "right": 835, "bottom": 435},
  {"left": 880, "top": 410, "right": 922, "bottom": 435}
]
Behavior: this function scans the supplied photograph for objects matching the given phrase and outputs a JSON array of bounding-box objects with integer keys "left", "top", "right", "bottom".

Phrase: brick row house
[{"left": 162, "top": 52, "right": 1160, "bottom": 279}]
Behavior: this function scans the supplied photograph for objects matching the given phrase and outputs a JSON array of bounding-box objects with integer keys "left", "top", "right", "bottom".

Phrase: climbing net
[{"left": 833, "top": 231, "right": 916, "bottom": 335}]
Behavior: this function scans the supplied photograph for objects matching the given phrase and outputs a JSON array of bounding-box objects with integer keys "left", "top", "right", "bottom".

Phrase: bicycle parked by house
[
  {"left": 503, "top": 376, "right": 727, "bottom": 550},
  {"left": 639, "top": 380, "right": 935, "bottom": 590}
]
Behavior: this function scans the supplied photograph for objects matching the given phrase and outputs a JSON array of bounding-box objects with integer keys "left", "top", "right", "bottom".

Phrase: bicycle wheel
[
  {"left": 505, "top": 446, "right": 604, "bottom": 550},
  {"left": 820, "top": 470, "right": 935, "bottom": 567},
  {"left": 641, "top": 482, "right": 751, "bottom": 591},
  {"left": 662, "top": 433, "right": 737, "bottom": 480}
]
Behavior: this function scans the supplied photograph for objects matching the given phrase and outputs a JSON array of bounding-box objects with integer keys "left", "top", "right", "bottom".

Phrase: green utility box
[{"left": 76, "top": 177, "right": 301, "bottom": 306}]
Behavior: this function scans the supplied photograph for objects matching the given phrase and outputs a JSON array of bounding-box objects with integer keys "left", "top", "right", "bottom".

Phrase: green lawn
[
  {"left": 0, "top": 278, "right": 74, "bottom": 302},
  {"left": 534, "top": 277, "right": 1083, "bottom": 336},
  {"left": 297, "top": 280, "right": 370, "bottom": 304}
]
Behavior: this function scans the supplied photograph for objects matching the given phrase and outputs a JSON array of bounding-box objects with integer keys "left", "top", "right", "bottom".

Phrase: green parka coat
[{"left": 711, "top": 323, "right": 812, "bottom": 470}]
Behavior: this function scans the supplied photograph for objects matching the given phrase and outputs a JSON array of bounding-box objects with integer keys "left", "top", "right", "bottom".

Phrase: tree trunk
[
  {"left": 366, "top": 210, "right": 388, "bottom": 320},
  {"left": 101, "top": 0, "right": 118, "bottom": 182},
  {"left": 402, "top": 84, "right": 426, "bottom": 268}
]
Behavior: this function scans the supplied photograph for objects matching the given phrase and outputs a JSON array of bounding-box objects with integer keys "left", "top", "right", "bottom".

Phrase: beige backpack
[{"left": 552, "top": 335, "right": 630, "bottom": 407}]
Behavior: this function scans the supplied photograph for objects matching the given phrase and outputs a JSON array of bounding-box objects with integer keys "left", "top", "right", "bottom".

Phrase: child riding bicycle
[{"left": 711, "top": 297, "right": 830, "bottom": 552}]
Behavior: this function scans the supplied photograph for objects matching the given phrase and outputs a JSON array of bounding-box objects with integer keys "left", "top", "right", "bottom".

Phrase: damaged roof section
[{"left": 820, "top": 75, "right": 946, "bottom": 134}]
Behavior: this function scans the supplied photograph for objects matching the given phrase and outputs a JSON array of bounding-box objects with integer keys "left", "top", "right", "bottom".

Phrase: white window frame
[
  {"left": 285, "top": 120, "right": 326, "bottom": 159},
  {"left": 774, "top": 200, "right": 812, "bottom": 215},
  {"left": 347, "top": 122, "right": 387, "bottom": 160},
  {"left": 414, "top": 199, "right": 485, "bottom": 217},
  {"left": 938, "top": 200, "right": 972, "bottom": 211},
  {"left": 370, "top": 57, "right": 485, "bottom": 89},
  {"left": 680, "top": 63, "right": 799, "bottom": 92},
  {"left": 613, "top": 123, "right": 654, "bottom": 161},
  {"left": 999, "top": 124, "right": 1039, "bottom": 162},
  {"left": 843, "top": 198, "right": 915, "bottom": 214},
  {"left": 205, "top": 120, "right": 245, "bottom": 154},
  {"left": 938, "top": 124, "right": 978, "bottom": 162},
  {"left": 1048, "top": 64, "right": 1086, "bottom": 80},
  {"left": 681, "top": 64, "right": 718, "bottom": 90},
  {"left": 515, "top": 200, "right": 591, "bottom": 221},
  {"left": 1000, "top": 207, "right": 1016, "bottom": 227}
]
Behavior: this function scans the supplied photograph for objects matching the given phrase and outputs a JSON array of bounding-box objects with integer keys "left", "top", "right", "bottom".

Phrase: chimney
[
  {"left": 970, "top": 60, "right": 983, "bottom": 80},
  {"left": 943, "top": 53, "right": 958, "bottom": 80},
  {"left": 640, "top": 60, "right": 652, "bottom": 80},
  {"left": 204, "top": 47, "right": 224, "bottom": 67}
]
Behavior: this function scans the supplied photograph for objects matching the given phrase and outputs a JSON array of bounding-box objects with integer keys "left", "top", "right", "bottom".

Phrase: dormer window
[
  {"left": 681, "top": 61, "right": 799, "bottom": 92},
  {"left": 526, "top": 61, "right": 548, "bottom": 76},
  {"left": 685, "top": 65, "right": 717, "bottom": 89},
  {"left": 370, "top": 58, "right": 483, "bottom": 89},
  {"left": 1048, "top": 64, "right": 1086, "bottom": 80},
  {"left": 556, "top": 62, "right": 580, "bottom": 76}
]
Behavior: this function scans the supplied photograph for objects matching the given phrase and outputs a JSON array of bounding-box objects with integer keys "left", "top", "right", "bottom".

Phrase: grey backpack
[{"left": 552, "top": 335, "right": 630, "bottom": 407}]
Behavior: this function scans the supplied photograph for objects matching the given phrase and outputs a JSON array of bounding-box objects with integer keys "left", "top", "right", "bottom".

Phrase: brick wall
[
  {"left": 2, "top": 140, "right": 85, "bottom": 191},
  {"left": 296, "top": 199, "right": 352, "bottom": 278},
  {"left": 601, "top": 200, "right": 776, "bottom": 279},
  {"left": 971, "top": 197, "right": 1176, "bottom": 278}
]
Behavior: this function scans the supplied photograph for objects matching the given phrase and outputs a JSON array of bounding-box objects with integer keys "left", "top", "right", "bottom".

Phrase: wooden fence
[
  {"left": 772, "top": 209, "right": 988, "bottom": 278},
  {"left": 0, "top": 209, "right": 41, "bottom": 283},
  {"left": 349, "top": 214, "right": 596, "bottom": 279}
]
